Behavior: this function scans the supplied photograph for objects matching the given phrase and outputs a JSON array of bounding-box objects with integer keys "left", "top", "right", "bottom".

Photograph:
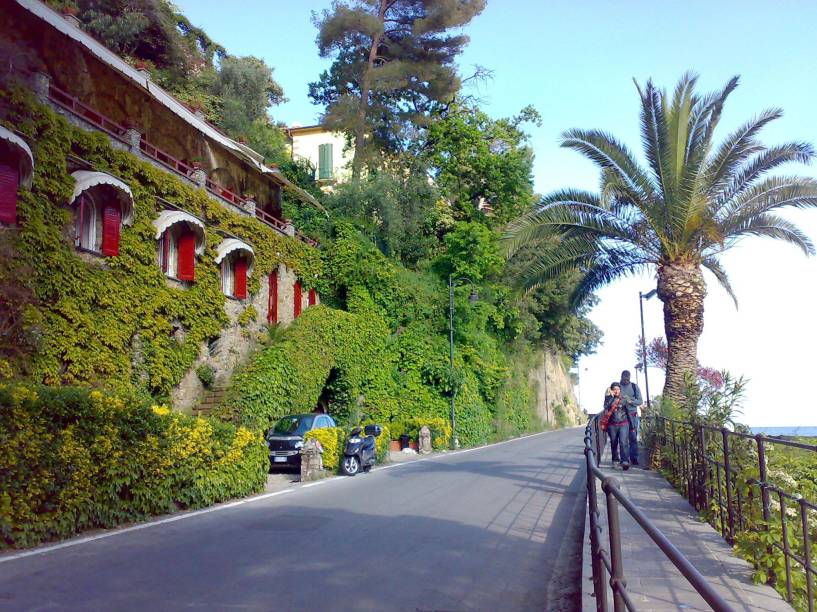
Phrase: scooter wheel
[{"left": 341, "top": 455, "right": 360, "bottom": 476}]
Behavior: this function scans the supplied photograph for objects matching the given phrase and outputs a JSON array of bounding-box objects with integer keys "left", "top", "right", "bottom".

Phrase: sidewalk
[{"left": 582, "top": 446, "right": 792, "bottom": 611}]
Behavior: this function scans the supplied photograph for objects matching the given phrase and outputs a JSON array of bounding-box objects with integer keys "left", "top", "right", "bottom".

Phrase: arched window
[
  {"left": 215, "top": 238, "right": 254, "bottom": 300},
  {"left": 308, "top": 288, "right": 317, "bottom": 307},
  {"left": 0, "top": 126, "right": 34, "bottom": 226},
  {"left": 153, "top": 211, "right": 206, "bottom": 282},
  {"left": 69, "top": 171, "right": 134, "bottom": 256}
]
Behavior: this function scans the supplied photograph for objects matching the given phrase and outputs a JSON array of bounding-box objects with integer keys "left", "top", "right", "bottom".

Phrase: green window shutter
[{"left": 318, "top": 143, "right": 333, "bottom": 180}]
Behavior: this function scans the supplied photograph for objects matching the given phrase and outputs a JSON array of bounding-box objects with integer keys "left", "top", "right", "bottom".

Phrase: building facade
[{"left": 0, "top": 0, "right": 322, "bottom": 410}]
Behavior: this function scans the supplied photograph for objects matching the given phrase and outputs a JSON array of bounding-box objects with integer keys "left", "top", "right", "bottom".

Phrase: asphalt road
[{"left": 0, "top": 427, "right": 587, "bottom": 612}]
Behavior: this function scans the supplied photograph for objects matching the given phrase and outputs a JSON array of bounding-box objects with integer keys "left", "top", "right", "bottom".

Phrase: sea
[{"left": 750, "top": 426, "right": 817, "bottom": 437}]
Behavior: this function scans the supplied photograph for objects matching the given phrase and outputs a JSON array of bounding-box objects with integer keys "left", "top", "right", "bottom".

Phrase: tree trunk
[
  {"left": 657, "top": 260, "right": 706, "bottom": 404},
  {"left": 351, "top": 0, "right": 388, "bottom": 181}
]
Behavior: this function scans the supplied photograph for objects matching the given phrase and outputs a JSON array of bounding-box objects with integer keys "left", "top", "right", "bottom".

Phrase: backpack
[{"left": 600, "top": 397, "right": 620, "bottom": 432}]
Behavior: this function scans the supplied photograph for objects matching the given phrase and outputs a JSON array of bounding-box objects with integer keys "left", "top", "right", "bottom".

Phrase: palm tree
[{"left": 505, "top": 73, "right": 817, "bottom": 403}]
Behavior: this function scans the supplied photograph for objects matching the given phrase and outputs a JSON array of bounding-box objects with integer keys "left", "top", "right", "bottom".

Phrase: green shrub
[
  {"left": 303, "top": 426, "right": 345, "bottom": 471},
  {"left": 404, "top": 417, "right": 452, "bottom": 450},
  {"left": 196, "top": 364, "right": 215, "bottom": 389},
  {"left": 0, "top": 383, "right": 267, "bottom": 549}
]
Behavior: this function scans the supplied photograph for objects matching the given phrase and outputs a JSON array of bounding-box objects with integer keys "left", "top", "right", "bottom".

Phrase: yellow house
[{"left": 286, "top": 125, "right": 353, "bottom": 190}]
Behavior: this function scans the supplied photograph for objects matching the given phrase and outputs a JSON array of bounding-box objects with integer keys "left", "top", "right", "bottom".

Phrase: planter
[
  {"left": 408, "top": 440, "right": 418, "bottom": 451},
  {"left": 389, "top": 440, "right": 401, "bottom": 452}
]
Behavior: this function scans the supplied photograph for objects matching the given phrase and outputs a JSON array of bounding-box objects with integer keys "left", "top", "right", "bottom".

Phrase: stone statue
[
  {"left": 300, "top": 437, "right": 323, "bottom": 481},
  {"left": 418, "top": 425, "right": 432, "bottom": 454}
]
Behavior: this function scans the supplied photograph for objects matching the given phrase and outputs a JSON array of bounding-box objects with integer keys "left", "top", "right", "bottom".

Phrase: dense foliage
[
  {"left": 0, "top": 88, "right": 321, "bottom": 396},
  {"left": 0, "top": 383, "right": 267, "bottom": 549}
]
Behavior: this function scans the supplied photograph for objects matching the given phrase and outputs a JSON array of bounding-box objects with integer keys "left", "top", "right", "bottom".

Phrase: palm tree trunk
[{"left": 657, "top": 261, "right": 706, "bottom": 404}]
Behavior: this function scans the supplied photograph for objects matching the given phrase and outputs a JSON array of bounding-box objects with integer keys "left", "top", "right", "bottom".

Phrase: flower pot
[{"left": 389, "top": 440, "right": 400, "bottom": 452}]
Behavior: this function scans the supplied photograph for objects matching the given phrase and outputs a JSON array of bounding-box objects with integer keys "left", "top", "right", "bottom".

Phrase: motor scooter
[{"left": 340, "top": 424, "right": 382, "bottom": 476}]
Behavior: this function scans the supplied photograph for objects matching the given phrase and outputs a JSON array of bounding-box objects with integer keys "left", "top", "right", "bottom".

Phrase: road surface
[{"left": 0, "top": 428, "right": 587, "bottom": 611}]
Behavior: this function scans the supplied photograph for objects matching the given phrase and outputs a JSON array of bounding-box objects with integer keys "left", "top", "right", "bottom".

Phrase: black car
[{"left": 266, "top": 413, "right": 337, "bottom": 468}]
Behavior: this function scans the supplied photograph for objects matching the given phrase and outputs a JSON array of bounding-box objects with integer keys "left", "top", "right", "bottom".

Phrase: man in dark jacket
[
  {"left": 620, "top": 370, "right": 643, "bottom": 465},
  {"left": 603, "top": 382, "right": 630, "bottom": 470}
]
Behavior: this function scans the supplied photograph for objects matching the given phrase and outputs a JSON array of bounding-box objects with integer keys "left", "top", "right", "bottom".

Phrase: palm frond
[
  {"left": 702, "top": 257, "right": 738, "bottom": 307},
  {"left": 502, "top": 189, "right": 649, "bottom": 258},
  {"left": 717, "top": 176, "right": 817, "bottom": 224},
  {"left": 635, "top": 78, "right": 673, "bottom": 203},
  {"left": 722, "top": 213, "right": 815, "bottom": 255},
  {"left": 715, "top": 143, "right": 816, "bottom": 207},
  {"left": 569, "top": 250, "right": 652, "bottom": 307},
  {"left": 704, "top": 108, "right": 783, "bottom": 195},
  {"left": 560, "top": 128, "right": 656, "bottom": 199}
]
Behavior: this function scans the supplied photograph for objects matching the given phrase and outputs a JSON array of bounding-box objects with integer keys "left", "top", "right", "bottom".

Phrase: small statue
[
  {"left": 300, "top": 437, "right": 323, "bottom": 481},
  {"left": 418, "top": 425, "right": 432, "bottom": 454}
]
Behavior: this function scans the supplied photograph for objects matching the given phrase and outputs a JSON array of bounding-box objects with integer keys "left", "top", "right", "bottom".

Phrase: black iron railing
[
  {"left": 644, "top": 416, "right": 816, "bottom": 611},
  {"left": 584, "top": 417, "right": 733, "bottom": 611}
]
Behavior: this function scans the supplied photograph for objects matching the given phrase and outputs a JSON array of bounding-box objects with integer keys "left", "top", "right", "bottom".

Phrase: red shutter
[
  {"left": 177, "top": 228, "right": 196, "bottom": 281},
  {"left": 101, "top": 204, "right": 121, "bottom": 256},
  {"left": 0, "top": 164, "right": 19, "bottom": 225},
  {"left": 293, "top": 280, "right": 302, "bottom": 318},
  {"left": 233, "top": 257, "right": 248, "bottom": 299},
  {"left": 308, "top": 288, "right": 317, "bottom": 307},
  {"left": 268, "top": 271, "right": 278, "bottom": 323}
]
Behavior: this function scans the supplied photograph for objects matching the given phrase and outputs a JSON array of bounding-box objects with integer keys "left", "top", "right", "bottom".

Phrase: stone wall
[
  {"left": 529, "top": 351, "right": 582, "bottom": 428},
  {"left": 172, "top": 262, "right": 317, "bottom": 412}
]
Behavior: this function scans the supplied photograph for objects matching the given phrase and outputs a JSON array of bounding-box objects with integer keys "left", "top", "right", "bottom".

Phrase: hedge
[{"left": 0, "top": 384, "right": 267, "bottom": 549}]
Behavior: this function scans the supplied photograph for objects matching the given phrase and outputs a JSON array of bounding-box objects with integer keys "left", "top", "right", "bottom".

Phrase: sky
[{"left": 175, "top": 0, "right": 817, "bottom": 427}]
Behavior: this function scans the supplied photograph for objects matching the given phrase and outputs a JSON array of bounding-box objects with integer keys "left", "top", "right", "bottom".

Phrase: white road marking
[
  {"left": 0, "top": 488, "right": 294, "bottom": 564},
  {"left": 0, "top": 426, "right": 580, "bottom": 563}
]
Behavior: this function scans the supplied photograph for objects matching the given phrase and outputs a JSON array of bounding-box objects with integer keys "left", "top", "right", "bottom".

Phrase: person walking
[
  {"left": 619, "top": 370, "right": 643, "bottom": 466},
  {"left": 602, "top": 382, "right": 630, "bottom": 470}
]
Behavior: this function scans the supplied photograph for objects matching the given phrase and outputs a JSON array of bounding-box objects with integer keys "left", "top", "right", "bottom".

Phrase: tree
[
  {"left": 505, "top": 73, "right": 817, "bottom": 403},
  {"left": 310, "top": 0, "right": 486, "bottom": 178},
  {"left": 324, "top": 171, "right": 441, "bottom": 265},
  {"left": 213, "top": 56, "right": 288, "bottom": 163},
  {"left": 422, "top": 103, "right": 540, "bottom": 225}
]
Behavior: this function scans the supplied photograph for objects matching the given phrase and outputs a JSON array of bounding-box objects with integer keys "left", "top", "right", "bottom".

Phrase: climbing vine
[{"left": 0, "top": 86, "right": 322, "bottom": 399}]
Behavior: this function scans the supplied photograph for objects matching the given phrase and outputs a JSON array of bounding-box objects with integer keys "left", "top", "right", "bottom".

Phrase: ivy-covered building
[{"left": 0, "top": 0, "right": 323, "bottom": 409}]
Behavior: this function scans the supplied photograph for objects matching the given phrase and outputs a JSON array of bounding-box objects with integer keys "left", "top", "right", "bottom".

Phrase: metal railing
[
  {"left": 584, "top": 417, "right": 734, "bottom": 611},
  {"left": 48, "top": 82, "right": 128, "bottom": 143},
  {"left": 46, "top": 82, "right": 319, "bottom": 248},
  {"left": 644, "top": 416, "right": 816, "bottom": 611}
]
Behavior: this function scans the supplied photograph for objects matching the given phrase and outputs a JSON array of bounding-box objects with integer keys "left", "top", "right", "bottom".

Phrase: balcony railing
[
  {"left": 139, "top": 139, "right": 195, "bottom": 177},
  {"left": 48, "top": 83, "right": 128, "bottom": 143},
  {"left": 205, "top": 177, "right": 244, "bottom": 208},
  {"left": 45, "top": 82, "right": 319, "bottom": 246}
]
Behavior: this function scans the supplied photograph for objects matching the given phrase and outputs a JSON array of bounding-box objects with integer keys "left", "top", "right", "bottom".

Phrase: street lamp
[
  {"left": 639, "top": 288, "right": 657, "bottom": 412},
  {"left": 449, "top": 274, "right": 478, "bottom": 449}
]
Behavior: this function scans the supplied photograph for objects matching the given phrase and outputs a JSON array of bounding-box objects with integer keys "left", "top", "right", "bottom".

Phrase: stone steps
[{"left": 192, "top": 385, "right": 228, "bottom": 417}]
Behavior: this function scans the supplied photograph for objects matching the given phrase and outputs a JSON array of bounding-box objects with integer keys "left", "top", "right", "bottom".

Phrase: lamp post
[
  {"left": 639, "top": 288, "right": 657, "bottom": 412},
  {"left": 449, "top": 274, "right": 478, "bottom": 449}
]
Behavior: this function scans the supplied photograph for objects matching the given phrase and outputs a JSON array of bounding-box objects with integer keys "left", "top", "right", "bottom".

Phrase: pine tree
[{"left": 309, "top": 0, "right": 486, "bottom": 179}]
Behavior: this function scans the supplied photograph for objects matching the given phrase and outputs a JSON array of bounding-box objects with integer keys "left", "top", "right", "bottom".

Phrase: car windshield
[{"left": 272, "top": 415, "right": 314, "bottom": 437}]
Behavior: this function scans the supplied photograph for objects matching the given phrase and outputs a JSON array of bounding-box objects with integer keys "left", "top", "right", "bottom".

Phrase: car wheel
[{"left": 341, "top": 455, "right": 360, "bottom": 476}]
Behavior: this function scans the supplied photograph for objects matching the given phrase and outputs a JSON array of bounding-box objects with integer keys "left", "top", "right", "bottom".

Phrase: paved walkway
[{"left": 582, "top": 446, "right": 792, "bottom": 611}]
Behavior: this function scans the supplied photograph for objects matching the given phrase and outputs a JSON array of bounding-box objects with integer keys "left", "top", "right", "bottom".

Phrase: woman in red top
[{"left": 602, "top": 382, "right": 630, "bottom": 470}]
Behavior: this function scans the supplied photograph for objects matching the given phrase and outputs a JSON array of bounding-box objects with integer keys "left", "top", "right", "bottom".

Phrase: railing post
[
  {"left": 756, "top": 435, "right": 771, "bottom": 523},
  {"left": 801, "top": 498, "right": 814, "bottom": 612},
  {"left": 697, "top": 425, "right": 708, "bottom": 512},
  {"left": 585, "top": 440, "right": 608, "bottom": 612},
  {"left": 602, "top": 476, "right": 627, "bottom": 612},
  {"left": 721, "top": 428, "right": 735, "bottom": 542}
]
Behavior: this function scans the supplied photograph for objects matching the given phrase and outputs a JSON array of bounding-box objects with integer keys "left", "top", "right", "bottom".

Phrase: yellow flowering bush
[
  {"left": 304, "top": 427, "right": 345, "bottom": 471},
  {"left": 0, "top": 384, "right": 267, "bottom": 549}
]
